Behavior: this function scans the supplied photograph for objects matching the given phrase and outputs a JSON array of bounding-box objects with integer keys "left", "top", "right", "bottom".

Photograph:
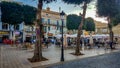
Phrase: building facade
[
  {"left": 95, "top": 21, "right": 109, "bottom": 34},
  {"left": 41, "top": 7, "right": 67, "bottom": 38},
  {"left": 112, "top": 24, "right": 120, "bottom": 36},
  {"left": 0, "top": 7, "right": 67, "bottom": 42}
]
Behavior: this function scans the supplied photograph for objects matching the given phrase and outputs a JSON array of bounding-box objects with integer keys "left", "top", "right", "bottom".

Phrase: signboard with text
[{"left": 0, "top": 31, "right": 9, "bottom": 35}]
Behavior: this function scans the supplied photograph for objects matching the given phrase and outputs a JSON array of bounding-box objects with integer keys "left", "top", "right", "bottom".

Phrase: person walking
[{"left": 45, "top": 38, "right": 49, "bottom": 48}]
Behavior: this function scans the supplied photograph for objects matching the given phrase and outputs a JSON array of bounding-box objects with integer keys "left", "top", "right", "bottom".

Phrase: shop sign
[
  {"left": 26, "top": 31, "right": 35, "bottom": 33},
  {"left": 0, "top": 31, "right": 9, "bottom": 35}
]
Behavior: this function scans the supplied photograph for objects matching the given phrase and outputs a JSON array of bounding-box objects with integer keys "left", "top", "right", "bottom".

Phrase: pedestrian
[
  {"left": 45, "top": 38, "right": 49, "bottom": 48},
  {"left": 97, "top": 38, "right": 100, "bottom": 48},
  {"left": 67, "top": 37, "right": 71, "bottom": 46},
  {"left": 93, "top": 38, "right": 96, "bottom": 46},
  {"left": 110, "top": 41, "right": 113, "bottom": 49},
  {"left": 104, "top": 38, "right": 107, "bottom": 50},
  {"left": 84, "top": 38, "right": 88, "bottom": 49}
]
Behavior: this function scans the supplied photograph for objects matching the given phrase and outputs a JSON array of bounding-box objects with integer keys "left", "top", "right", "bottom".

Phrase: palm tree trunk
[
  {"left": 107, "top": 17, "right": 114, "bottom": 48},
  {"left": 30, "top": 0, "right": 44, "bottom": 62},
  {"left": 75, "top": 2, "right": 87, "bottom": 55}
]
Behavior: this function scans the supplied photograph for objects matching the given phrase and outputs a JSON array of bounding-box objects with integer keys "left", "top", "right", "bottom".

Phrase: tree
[
  {"left": 1, "top": 1, "right": 23, "bottom": 26},
  {"left": 67, "top": 15, "right": 95, "bottom": 33},
  {"left": 1, "top": 1, "right": 37, "bottom": 42},
  {"left": 1, "top": 1, "right": 37, "bottom": 26},
  {"left": 112, "top": 13, "right": 120, "bottom": 26},
  {"left": 84, "top": 17, "right": 95, "bottom": 32},
  {"left": 67, "top": 14, "right": 82, "bottom": 30},
  {"left": 22, "top": 4, "right": 37, "bottom": 36},
  {"left": 29, "top": 0, "right": 57, "bottom": 62},
  {"left": 22, "top": 5, "right": 37, "bottom": 25},
  {"left": 62, "top": 0, "right": 93, "bottom": 55},
  {"left": 22, "top": 5, "right": 37, "bottom": 45},
  {"left": 96, "top": 0, "right": 119, "bottom": 46},
  {"left": 1, "top": 1, "right": 23, "bottom": 46}
]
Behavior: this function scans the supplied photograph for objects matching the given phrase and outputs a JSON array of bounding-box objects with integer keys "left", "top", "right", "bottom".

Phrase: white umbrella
[
  {"left": 89, "top": 34, "right": 93, "bottom": 44},
  {"left": 55, "top": 34, "right": 61, "bottom": 39}
]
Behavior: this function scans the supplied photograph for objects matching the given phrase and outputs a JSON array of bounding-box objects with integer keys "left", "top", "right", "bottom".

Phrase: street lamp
[{"left": 60, "top": 11, "right": 65, "bottom": 62}]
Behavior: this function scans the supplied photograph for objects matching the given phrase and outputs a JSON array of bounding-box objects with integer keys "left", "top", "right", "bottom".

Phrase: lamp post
[{"left": 60, "top": 11, "right": 65, "bottom": 61}]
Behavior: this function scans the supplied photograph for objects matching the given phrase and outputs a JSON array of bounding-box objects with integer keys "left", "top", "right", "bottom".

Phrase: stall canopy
[
  {"left": 55, "top": 34, "right": 71, "bottom": 39},
  {"left": 55, "top": 34, "right": 109, "bottom": 39},
  {"left": 55, "top": 34, "right": 86, "bottom": 39}
]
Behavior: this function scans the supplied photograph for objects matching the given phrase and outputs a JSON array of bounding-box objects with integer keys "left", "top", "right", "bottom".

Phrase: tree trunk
[
  {"left": 75, "top": 2, "right": 87, "bottom": 55},
  {"left": 30, "top": 0, "right": 44, "bottom": 62},
  {"left": 107, "top": 17, "right": 114, "bottom": 48}
]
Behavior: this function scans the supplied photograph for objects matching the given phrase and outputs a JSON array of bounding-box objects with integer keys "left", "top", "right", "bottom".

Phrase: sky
[{"left": 4, "top": 0, "right": 107, "bottom": 23}]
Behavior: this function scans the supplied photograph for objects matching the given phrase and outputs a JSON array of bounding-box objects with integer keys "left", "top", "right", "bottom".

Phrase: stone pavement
[
  {"left": 33, "top": 45, "right": 120, "bottom": 68},
  {"left": 47, "top": 51, "right": 120, "bottom": 68},
  {"left": 0, "top": 45, "right": 32, "bottom": 68},
  {"left": 0, "top": 44, "right": 120, "bottom": 68}
]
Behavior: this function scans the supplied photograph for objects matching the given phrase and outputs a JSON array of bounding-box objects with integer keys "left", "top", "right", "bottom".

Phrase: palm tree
[
  {"left": 30, "top": 0, "right": 57, "bottom": 62},
  {"left": 62, "top": 0, "right": 93, "bottom": 55}
]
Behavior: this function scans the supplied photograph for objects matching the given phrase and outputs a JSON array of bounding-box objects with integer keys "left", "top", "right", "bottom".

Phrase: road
[{"left": 48, "top": 51, "right": 120, "bottom": 68}]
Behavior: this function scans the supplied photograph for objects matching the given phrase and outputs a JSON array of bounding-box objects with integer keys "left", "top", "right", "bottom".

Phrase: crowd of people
[
  {"left": 2, "top": 35, "right": 119, "bottom": 50},
  {"left": 54, "top": 36, "right": 119, "bottom": 49}
]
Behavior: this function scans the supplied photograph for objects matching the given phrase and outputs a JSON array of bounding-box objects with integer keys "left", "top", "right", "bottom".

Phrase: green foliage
[
  {"left": 1, "top": 1, "right": 23, "bottom": 25},
  {"left": 22, "top": 5, "right": 37, "bottom": 25},
  {"left": 63, "top": 0, "right": 94, "bottom": 31},
  {"left": 96, "top": 0, "right": 120, "bottom": 42},
  {"left": 67, "top": 15, "right": 95, "bottom": 31},
  {"left": 112, "top": 13, "right": 120, "bottom": 26},
  {"left": 84, "top": 17, "right": 95, "bottom": 31},
  {"left": 67, "top": 14, "right": 82, "bottom": 30},
  {"left": 1, "top": 1, "right": 37, "bottom": 26},
  {"left": 62, "top": 0, "right": 92, "bottom": 5},
  {"left": 96, "top": 0, "right": 119, "bottom": 18}
]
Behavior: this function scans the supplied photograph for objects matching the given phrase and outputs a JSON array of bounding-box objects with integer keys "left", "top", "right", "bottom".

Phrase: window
[
  {"left": 44, "top": 26, "right": 47, "bottom": 33},
  {"left": 42, "top": 18, "right": 44, "bottom": 23},
  {"left": 48, "top": 19, "right": 50, "bottom": 24},
  {"left": 102, "top": 29, "right": 107, "bottom": 33},
  {"left": 57, "top": 20, "right": 59, "bottom": 30},
  {"left": 2, "top": 23, "right": 8, "bottom": 30},
  {"left": 48, "top": 26, "right": 50, "bottom": 31}
]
